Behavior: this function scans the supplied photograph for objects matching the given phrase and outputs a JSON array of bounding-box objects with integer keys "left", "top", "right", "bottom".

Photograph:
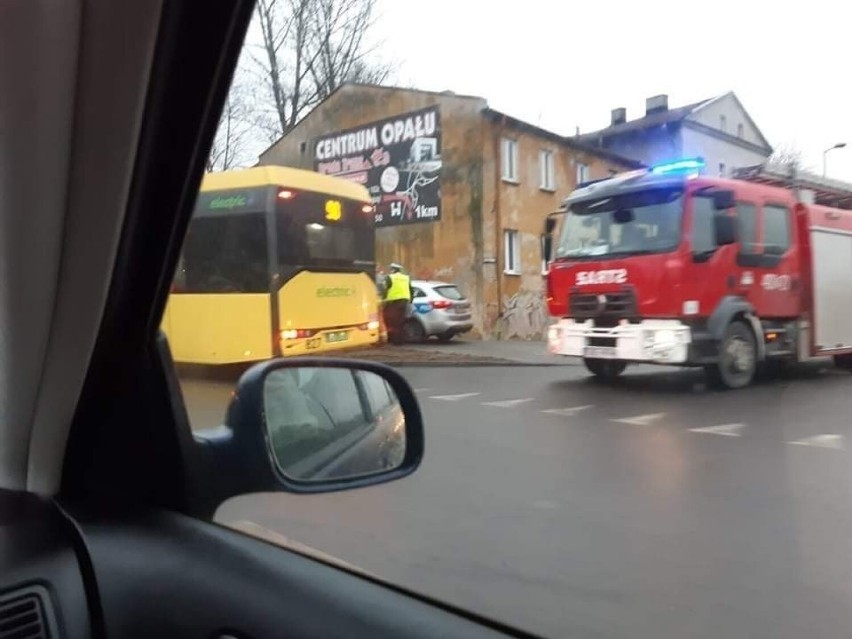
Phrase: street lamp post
[{"left": 823, "top": 143, "right": 847, "bottom": 177}]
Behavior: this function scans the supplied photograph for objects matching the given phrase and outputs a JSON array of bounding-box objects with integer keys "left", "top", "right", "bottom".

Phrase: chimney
[
  {"left": 611, "top": 107, "right": 626, "bottom": 125},
  {"left": 645, "top": 94, "right": 669, "bottom": 115}
]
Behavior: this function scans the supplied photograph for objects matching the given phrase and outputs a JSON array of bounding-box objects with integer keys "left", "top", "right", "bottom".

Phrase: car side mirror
[
  {"left": 713, "top": 214, "right": 737, "bottom": 246},
  {"left": 193, "top": 358, "right": 423, "bottom": 513},
  {"left": 712, "top": 189, "right": 735, "bottom": 210}
]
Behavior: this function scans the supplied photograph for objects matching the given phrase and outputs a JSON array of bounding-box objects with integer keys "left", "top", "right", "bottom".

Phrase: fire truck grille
[{"left": 569, "top": 290, "right": 637, "bottom": 319}]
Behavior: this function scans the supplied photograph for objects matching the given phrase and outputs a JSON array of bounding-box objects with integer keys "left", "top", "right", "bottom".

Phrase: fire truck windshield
[{"left": 555, "top": 187, "right": 684, "bottom": 259}]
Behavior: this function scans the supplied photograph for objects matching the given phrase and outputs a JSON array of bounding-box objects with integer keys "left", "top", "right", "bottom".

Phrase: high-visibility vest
[{"left": 385, "top": 272, "right": 411, "bottom": 302}]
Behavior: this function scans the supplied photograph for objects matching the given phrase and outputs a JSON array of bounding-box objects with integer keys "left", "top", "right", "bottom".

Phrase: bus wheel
[
  {"left": 402, "top": 320, "right": 426, "bottom": 344},
  {"left": 583, "top": 358, "right": 626, "bottom": 380},
  {"left": 706, "top": 321, "right": 757, "bottom": 389},
  {"left": 834, "top": 354, "right": 852, "bottom": 371}
]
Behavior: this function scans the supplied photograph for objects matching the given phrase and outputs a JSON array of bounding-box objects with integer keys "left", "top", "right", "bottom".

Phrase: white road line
[
  {"left": 611, "top": 412, "right": 666, "bottom": 426},
  {"left": 429, "top": 392, "right": 481, "bottom": 401},
  {"left": 541, "top": 405, "right": 594, "bottom": 417},
  {"left": 787, "top": 434, "right": 845, "bottom": 450},
  {"left": 413, "top": 388, "right": 432, "bottom": 393},
  {"left": 689, "top": 423, "right": 745, "bottom": 437},
  {"left": 481, "top": 398, "right": 535, "bottom": 408}
]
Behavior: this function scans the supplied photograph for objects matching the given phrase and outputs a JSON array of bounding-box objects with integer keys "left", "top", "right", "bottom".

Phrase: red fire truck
[{"left": 544, "top": 158, "right": 852, "bottom": 389}]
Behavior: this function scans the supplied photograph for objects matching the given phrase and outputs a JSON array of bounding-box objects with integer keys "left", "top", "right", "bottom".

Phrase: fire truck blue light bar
[{"left": 649, "top": 158, "right": 705, "bottom": 175}]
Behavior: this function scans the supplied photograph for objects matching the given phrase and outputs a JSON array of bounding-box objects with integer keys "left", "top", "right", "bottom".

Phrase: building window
[
  {"left": 501, "top": 138, "right": 518, "bottom": 183},
  {"left": 503, "top": 229, "right": 521, "bottom": 274},
  {"left": 539, "top": 149, "right": 555, "bottom": 191},
  {"left": 719, "top": 162, "right": 726, "bottom": 177},
  {"left": 737, "top": 123, "right": 744, "bottom": 139},
  {"left": 576, "top": 162, "right": 589, "bottom": 185},
  {"left": 720, "top": 115, "right": 727, "bottom": 132}
]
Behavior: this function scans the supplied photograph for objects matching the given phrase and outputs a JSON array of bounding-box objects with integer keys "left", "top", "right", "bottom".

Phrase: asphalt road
[{"left": 181, "top": 361, "right": 852, "bottom": 638}]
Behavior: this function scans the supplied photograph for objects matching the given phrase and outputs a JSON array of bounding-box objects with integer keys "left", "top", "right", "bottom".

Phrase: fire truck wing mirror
[
  {"left": 542, "top": 235, "right": 553, "bottom": 262},
  {"left": 713, "top": 214, "right": 737, "bottom": 246},
  {"left": 712, "top": 189, "right": 735, "bottom": 210},
  {"left": 544, "top": 210, "right": 564, "bottom": 234}
]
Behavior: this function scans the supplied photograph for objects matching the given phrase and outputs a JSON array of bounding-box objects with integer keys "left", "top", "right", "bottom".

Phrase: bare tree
[
  {"left": 207, "top": 76, "right": 258, "bottom": 171},
  {"left": 767, "top": 144, "right": 806, "bottom": 173},
  {"left": 249, "top": 0, "right": 392, "bottom": 139}
]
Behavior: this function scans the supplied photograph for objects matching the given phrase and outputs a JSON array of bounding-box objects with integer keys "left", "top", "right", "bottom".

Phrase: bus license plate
[
  {"left": 326, "top": 331, "right": 349, "bottom": 344},
  {"left": 584, "top": 346, "right": 617, "bottom": 358}
]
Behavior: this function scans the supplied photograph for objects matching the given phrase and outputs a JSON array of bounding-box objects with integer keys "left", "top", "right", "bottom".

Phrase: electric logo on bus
[{"left": 209, "top": 194, "right": 248, "bottom": 210}]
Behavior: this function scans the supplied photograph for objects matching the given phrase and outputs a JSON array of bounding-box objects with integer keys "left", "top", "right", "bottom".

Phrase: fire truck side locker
[{"left": 810, "top": 225, "right": 852, "bottom": 355}]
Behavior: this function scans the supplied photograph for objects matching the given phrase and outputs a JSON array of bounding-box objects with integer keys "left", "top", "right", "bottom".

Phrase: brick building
[{"left": 259, "top": 84, "right": 640, "bottom": 339}]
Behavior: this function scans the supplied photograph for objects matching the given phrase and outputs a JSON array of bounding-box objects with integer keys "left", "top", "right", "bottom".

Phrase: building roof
[
  {"left": 578, "top": 98, "right": 712, "bottom": 141},
  {"left": 577, "top": 91, "right": 773, "bottom": 154},
  {"left": 482, "top": 108, "right": 644, "bottom": 169},
  {"left": 259, "top": 82, "right": 643, "bottom": 168},
  {"left": 258, "top": 82, "right": 485, "bottom": 160}
]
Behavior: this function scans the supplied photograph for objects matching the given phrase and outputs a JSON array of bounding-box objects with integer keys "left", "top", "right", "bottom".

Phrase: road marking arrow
[
  {"left": 429, "top": 392, "right": 480, "bottom": 401},
  {"left": 787, "top": 434, "right": 845, "bottom": 450},
  {"left": 611, "top": 412, "right": 666, "bottom": 426},
  {"left": 481, "top": 398, "right": 534, "bottom": 408},
  {"left": 541, "top": 405, "right": 594, "bottom": 417},
  {"left": 689, "top": 423, "right": 745, "bottom": 437}
]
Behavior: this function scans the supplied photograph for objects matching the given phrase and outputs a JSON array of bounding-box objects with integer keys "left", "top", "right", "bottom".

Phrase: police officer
[{"left": 382, "top": 263, "right": 413, "bottom": 342}]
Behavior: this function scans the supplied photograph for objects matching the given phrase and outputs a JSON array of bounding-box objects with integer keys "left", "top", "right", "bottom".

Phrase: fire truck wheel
[
  {"left": 583, "top": 358, "right": 627, "bottom": 380},
  {"left": 834, "top": 354, "right": 852, "bottom": 371},
  {"left": 706, "top": 321, "right": 757, "bottom": 389}
]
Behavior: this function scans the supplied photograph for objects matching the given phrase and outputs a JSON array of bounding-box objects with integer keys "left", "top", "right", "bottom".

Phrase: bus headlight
[
  {"left": 281, "top": 329, "right": 298, "bottom": 340},
  {"left": 367, "top": 320, "right": 380, "bottom": 330}
]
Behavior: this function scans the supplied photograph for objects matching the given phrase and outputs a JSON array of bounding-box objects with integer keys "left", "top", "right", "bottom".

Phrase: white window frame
[
  {"left": 539, "top": 149, "right": 555, "bottom": 191},
  {"left": 501, "top": 138, "right": 519, "bottom": 183},
  {"left": 576, "top": 162, "right": 589, "bottom": 185},
  {"left": 503, "top": 229, "right": 521, "bottom": 275}
]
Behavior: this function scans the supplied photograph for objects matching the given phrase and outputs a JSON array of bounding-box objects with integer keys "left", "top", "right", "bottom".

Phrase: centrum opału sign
[{"left": 313, "top": 106, "right": 442, "bottom": 228}]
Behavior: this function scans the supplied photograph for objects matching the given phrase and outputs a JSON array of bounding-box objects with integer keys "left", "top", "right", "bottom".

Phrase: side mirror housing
[
  {"left": 712, "top": 189, "right": 735, "bottom": 210},
  {"left": 713, "top": 214, "right": 737, "bottom": 246},
  {"left": 193, "top": 358, "right": 424, "bottom": 514}
]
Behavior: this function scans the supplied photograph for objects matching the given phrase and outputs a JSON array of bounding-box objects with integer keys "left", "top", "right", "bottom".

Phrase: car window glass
[{"left": 434, "top": 285, "right": 464, "bottom": 300}]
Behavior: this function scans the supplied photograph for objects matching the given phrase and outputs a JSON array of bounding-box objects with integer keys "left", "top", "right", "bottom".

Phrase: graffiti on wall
[{"left": 498, "top": 290, "right": 549, "bottom": 340}]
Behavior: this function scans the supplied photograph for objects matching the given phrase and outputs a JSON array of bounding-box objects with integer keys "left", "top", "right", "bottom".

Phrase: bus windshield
[
  {"left": 555, "top": 187, "right": 683, "bottom": 260},
  {"left": 276, "top": 191, "right": 374, "bottom": 268},
  {"left": 174, "top": 187, "right": 374, "bottom": 294}
]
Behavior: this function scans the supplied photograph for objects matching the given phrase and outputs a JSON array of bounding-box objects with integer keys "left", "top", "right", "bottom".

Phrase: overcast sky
[{"left": 370, "top": 0, "right": 852, "bottom": 178}]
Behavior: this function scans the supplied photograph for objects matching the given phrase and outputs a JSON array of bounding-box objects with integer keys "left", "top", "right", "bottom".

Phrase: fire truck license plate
[{"left": 584, "top": 346, "right": 617, "bottom": 358}]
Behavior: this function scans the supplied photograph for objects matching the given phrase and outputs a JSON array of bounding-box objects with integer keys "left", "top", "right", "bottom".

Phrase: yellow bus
[{"left": 162, "top": 166, "right": 383, "bottom": 364}]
